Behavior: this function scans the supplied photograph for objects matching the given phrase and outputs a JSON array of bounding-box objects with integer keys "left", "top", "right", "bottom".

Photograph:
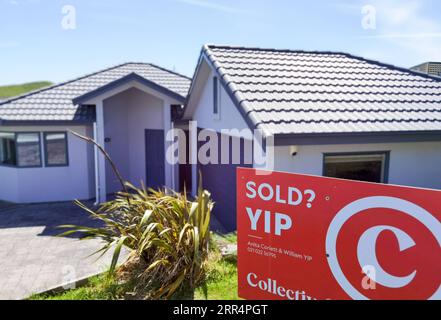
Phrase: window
[
  {"left": 16, "top": 133, "right": 41, "bottom": 167},
  {"left": 44, "top": 132, "right": 68, "bottom": 166},
  {"left": 0, "top": 132, "right": 17, "bottom": 166},
  {"left": 0, "top": 131, "right": 69, "bottom": 168},
  {"left": 213, "top": 76, "right": 219, "bottom": 117},
  {"left": 323, "top": 152, "right": 389, "bottom": 183}
]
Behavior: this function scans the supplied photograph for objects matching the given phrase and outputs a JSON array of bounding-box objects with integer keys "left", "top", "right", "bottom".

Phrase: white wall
[
  {"left": 103, "top": 87, "right": 164, "bottom": 192},
  {"left": 103, "top": 91, "right": 130, "bottom": 193},
  {"left": 193, "top": 69, "right": 249, "bottom": 134},
  {"left": 0, "top": 166, "right": 18, "bottom": 202},
  {"left": 0, "top": 125, "right": 95, "bottom": 203},
  {"left": 274, "top": 142, "right": 441, "bottom": 190}
]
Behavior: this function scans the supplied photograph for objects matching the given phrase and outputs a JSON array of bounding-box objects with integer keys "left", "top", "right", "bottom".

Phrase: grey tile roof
[
  {"left": 0, "top": 63, "right": 191, "bottom": 123},
  {"left": 203, "top": 45, "right": 441, "bottom": 135}
]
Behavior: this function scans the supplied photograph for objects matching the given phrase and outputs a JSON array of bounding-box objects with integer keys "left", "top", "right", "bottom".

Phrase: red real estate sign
[{"left": 237, "top": 168, "right": 441, "bottom": 300}]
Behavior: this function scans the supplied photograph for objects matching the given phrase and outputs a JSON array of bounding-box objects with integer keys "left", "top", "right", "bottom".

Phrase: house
[
  {"left": 411, "top": 62, "right": 441, "bottom": 77},
  {"left": 0, "top": 63, "right": 191, "bottom": 203},
  {"left": 1, "top": 45, "right": 441, "bottom": 232},
  {"left": 184, "top": 45, "right": 441, "bottom": 231}
]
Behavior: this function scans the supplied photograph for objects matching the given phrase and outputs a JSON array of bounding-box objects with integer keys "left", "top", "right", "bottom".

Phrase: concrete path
[{"left": 0, "top": 201, "right": 126, "bottom": 300}]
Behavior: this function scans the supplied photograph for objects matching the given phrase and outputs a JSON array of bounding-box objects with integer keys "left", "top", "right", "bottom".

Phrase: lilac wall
[
  {"left": 103, "top": 87, "right": 164, "bottom": 193},
  {"left": 0, "top": 125, "right": 95, "bottom": 203}
]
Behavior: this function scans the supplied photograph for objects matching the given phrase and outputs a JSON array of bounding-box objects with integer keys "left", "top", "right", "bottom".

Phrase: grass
[
  {"left": 194, "top": 254, "right": 238, "bottom": 300},
  {"left": 30, "top": 233, "right": 239, "bottom": 301},
  {"left": 213, "top": 232, "right": 237, "bottom": 245},
  {"left": 0, "top": 81, "right": 52, "bottom": 99},
  {"left": 29, "top": 276, "right": 125, "bottom": 300}
]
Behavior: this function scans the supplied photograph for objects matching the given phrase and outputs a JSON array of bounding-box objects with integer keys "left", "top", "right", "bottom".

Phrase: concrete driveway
[{"left": 0, "top": 201, "right": 124, "bottom": 300}]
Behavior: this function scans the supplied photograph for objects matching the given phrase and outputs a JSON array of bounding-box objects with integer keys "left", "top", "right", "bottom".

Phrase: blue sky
[{"left": 1, "top": 0, "right": 441, "bottom": 85}]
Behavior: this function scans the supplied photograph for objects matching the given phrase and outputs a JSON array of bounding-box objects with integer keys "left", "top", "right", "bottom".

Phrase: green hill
[{"left": 0, "top": 81, "right": 53, "bottom": 99}]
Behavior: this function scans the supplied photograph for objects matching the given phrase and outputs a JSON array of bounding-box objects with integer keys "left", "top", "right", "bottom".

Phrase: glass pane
[
  {"left": 45, "top": 133, "right": 67, "bottom": 166},
  {"left": 324, "top": 154, "right": 385, "bottom": 183},
  {"left": 0, "top": 132, "right": 17, "bottom": 166},
  {"left": 16, "top": 133, "right": 41, "bottom": 167},
  {"left": 213, "top": 77, "right": 218, "bottom": 114}
]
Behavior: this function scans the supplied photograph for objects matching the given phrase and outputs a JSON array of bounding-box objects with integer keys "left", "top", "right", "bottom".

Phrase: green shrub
[
  {"left": 60, "top": 131, "right": 214, "bottom": 299},
  {"left": 59, "top": 180, "right": 213, "bottom": 300}
]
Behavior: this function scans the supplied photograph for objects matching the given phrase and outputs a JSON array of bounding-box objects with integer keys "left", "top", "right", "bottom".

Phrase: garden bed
[{"left": 30, "top": 233, "right": 238, "bottom": 300}]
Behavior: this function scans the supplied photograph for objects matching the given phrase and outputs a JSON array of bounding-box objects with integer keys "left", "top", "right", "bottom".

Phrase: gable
[{"left": 184, "top": 57, "right": 251, "bottom": 134}]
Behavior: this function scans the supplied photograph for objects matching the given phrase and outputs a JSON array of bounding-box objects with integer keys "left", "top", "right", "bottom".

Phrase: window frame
[
  {"left": 43, "top": 131, "right": 69, "bottom": 167},
  {"left": 14, "top": 131, "right": 43, "bottom": 168},
  {"left": 322, "top": 151, "right": 390, "bottom": 184},
  {"left": 0, "top": 131, "right": 18, "bottom": 167}
]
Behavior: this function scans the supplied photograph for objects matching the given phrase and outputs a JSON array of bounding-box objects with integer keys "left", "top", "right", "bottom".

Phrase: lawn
[
  {"left": 0, "top": 81, "right": 52, "bottom": 99},
  {"left": 195, "top": 233, "right": 239, "bottom": 300},
  {"left": 30, "top": 233, "right": 239, "bottom": 300}
]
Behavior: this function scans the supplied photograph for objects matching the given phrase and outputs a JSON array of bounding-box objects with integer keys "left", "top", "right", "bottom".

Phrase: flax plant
[{"left": 59, "top": 131, "right": 213, "bottom": 299}]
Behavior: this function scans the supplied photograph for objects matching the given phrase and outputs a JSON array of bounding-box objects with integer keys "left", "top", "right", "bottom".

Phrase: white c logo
[
  {"left": 358, "top": 226, "right": 416, "bottom": 288},
  {"left": 326, "top": 196, "right": 441, "bottom": 300}
]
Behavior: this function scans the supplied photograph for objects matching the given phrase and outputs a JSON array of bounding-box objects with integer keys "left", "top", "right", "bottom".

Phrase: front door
[{"left": 145, "top": 129, "right": 165, "bottom": 189}]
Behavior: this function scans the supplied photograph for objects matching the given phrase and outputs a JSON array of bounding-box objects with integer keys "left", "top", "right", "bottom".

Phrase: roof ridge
[
  {"left": 205, "top": 44, "right": 441, "bottom": 83},
  {"left": 206, "top": 44, "right": 349, "bottom": 56},
  {"left": 147, "top": 62, "right": 192, "bottom": 81},
  {"left": 0, "top": 62, "right": 134, "bottom": 106}
]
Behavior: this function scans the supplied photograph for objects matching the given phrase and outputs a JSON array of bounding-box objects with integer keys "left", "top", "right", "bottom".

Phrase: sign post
[{"left": 237, "top": 168, "right": 441, "bottom": 300}]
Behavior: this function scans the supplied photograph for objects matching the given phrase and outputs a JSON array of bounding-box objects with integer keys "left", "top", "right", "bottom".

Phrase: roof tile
[
  {"left": 0, "top": 63, "right": 191, "bottom": 122},
  {"left": 205, "top": 45, "right": 441, "bottom": 135}
]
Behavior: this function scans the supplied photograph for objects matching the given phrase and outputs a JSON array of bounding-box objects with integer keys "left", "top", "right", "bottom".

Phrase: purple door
[{"left": 145, "top": 129, "right": 165, "bottom": 189}]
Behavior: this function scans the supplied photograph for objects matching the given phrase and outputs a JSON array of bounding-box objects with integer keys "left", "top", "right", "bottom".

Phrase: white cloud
[
  {"left": 175, "top": 0, "right": 245, "bottom": 14},
  {"left": 360, "top": 0, "right": 441, "bottom": 63},
  {"left": 379, "top": 1, "right": 420, "bottom": 27}
]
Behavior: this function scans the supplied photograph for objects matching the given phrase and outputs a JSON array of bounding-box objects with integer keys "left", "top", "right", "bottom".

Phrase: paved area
[{"left": 0, "top": 201, "right": 124, "bottom": 300}]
